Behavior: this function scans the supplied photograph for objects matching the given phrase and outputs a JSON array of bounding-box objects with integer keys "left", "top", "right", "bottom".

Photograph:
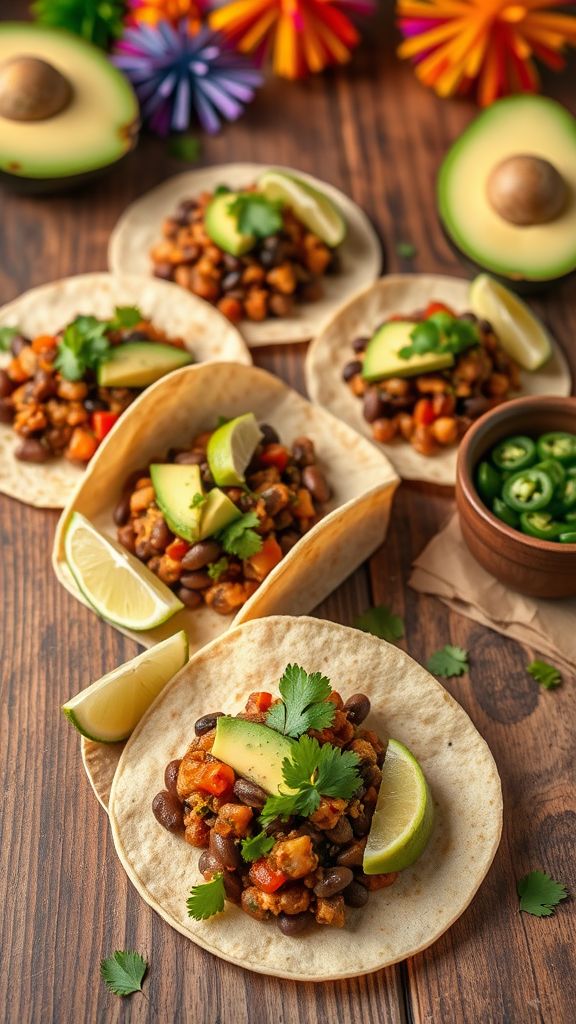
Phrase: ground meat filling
[{"left": 116, "top": 426, "right": 331, "bottom": 615}]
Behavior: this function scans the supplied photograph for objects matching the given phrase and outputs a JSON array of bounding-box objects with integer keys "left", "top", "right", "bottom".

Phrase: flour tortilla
[
  {"left": 106, "top": 615, "right": 502, "bottom": 981},
  {"left": 0, "top": 273, "right": 251, "bottom": 508},
  {"left": 108, "top": 164, "right": 382, "bottom": 346},
  {"left": 52, "top": 362, "right": 399, "bottom": 659},
  {"left": 305, "top": 274, "right": 572, "bottom": 485}
]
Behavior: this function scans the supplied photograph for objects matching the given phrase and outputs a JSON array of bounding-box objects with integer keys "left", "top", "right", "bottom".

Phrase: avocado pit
[
  {"left": 487, "top": 154, "right": 568, "bottom": 227},
  {"left": 0, "top": 56, "right": 72, "bottom": 122}
]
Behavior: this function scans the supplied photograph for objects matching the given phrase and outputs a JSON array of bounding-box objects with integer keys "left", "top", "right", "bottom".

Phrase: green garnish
[
  {"left": 527, "top": 659, "right": 562, "bottom": 690},
  {"left": 229, "top": 193, "right": 283, "bottom": 239},
  {"left": 354, "top": 605, "right": 404, "bottom": 644},
  {"left": 54, "top": 306, "right": 143, "bottom": 381},
  {"left": 0, "top": 326, "right": 18, "bottom": 351},
  {"left": 207, "top": 557, "right": 229, "bottom": 581},
  {"left": 396, "top": 241, "right": 416, "bottom": 259},
  {"left": 260, "top": 735, "right": 361, "bottom": 826},
  {"left": 186, "top": 873, "right": 226, "bottom": 920},
  {"left": 426, "top": 645, "right": 469, "bottom": 678},
  {"left": 168, "top": 135, "right": 201, "bottom": 162},
  {"left": 110, "top": 306, "right": 142, "bottom": 330},
  {"left": 399, "top": 313, "right": 479, "bottom": 361},
  {"left": 100, "top": 950, "right": 148, "bottom": 996},
  {"left": 190, "top": 493, "right": 207, "bottom": 510},
  {"left": 217, "top": 511, "right": 263, "bottom": 559},
  {"left": 266, "top": 663, "right": 335, "bottom": 738},
  {"left": 517, "top": 871, "right": 568, "bottom": 917},
  {"left": 240, "top": 831, "right": 275, "bottom": 863}
]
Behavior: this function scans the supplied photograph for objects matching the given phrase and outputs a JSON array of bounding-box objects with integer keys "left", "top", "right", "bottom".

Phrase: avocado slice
[
  {"left": 97, "top": 342, "right": 193, "bottom": 388},
  {"left": 362, "top": 321, "right": 454, "bottom": 382},
  {"left": 150, "top": 464, "right": 241, "bottom": 543},
  {"left": 438, "top": 95, "right": 576, "bottom": 285},
  {"left": 205, "top": 191, "right": 255, "bottom": 256},
  {"left": 0, "top": 23, "right": 138, "bottom": 190},
  {"left": 212, "top": 716, "right": 295, "bottom": 795},
  {"left": 199, "top": 488, "right": 242, "bottom": 539}
]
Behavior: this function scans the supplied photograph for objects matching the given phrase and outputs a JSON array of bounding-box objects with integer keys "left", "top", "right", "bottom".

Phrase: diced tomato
[
  {"left": 66, "top": 427, "right": 99, "bottom": 463},
  {"left": 187, "top": 761, "right": 235, "bottom": 796},
  {"left": 32, "top": 334, "right": 58, "bottom": 353},
  {"left": 91, "top": 410, "right": 120, "bottom": 442},
  {"left": 166, "top": 538, "right": 190, "bottom": 561},
  {"left": 249, "top": 859, "right": 287, "bottom": 893},
  {"left": 246, "top": 536, "right": 282, "bottom": 581},
  {"left": 292, "top": 488, "right": 315, "bottom": 519},
  {"left": 413, "top": 398, "right": 436, "bottom": 427},
  {"left": 260, "top": 444, "right": 289, "bottom": 472},
  {"left": 244, "top": 691, "right": 273, "bottom": 714},
  {"left": 424, "top": 301, "right": 455, "bottom": 318}
]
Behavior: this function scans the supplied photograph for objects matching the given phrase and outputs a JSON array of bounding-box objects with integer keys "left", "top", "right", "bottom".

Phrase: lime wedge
[
  {"left": 64, "top": 512, "right": 183, "bottom": 630},
  {"left": 258, "top": 170, "right": 346, "bottom": 247},
  {"left": 363, "top": 738, "right": 434, "bottom": 874},
  {"left": 206, "top": 412, "right": 262, "bottom": 487},
  {"left": 62, "top": 630, "right": 189, "bottom": 742},
  {"left": 469, "top": 274, "right": 552, "bottom": 371}
]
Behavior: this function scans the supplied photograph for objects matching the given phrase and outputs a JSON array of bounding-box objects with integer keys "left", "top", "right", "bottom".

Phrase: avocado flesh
[
  {"left": 0, "top": 23, "right": 138, "bottom": 180},
  {"left": 150, "top": 463, "right": 241, "bottom": 543},
  {"left": 212, "top": 717, "right": 295, "bottom": 795},
  {"left": 438, "top": 95, "right": 576, "bottom": 282},
  {"left": 198, "top": 489, "right": 241, "bottom": 540},
  {"left": 97, "top": 342, "right": 193, "bottom": 388},
  {"left": 205, "top": 192, "right": 255, "bottom": 256},
  {"left": 362, "top": 321, "right": 454, "bottom": 382}
]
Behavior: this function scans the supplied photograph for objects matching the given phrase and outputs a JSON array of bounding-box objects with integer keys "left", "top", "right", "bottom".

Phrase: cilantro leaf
[
  {"left": 54, "top": 316, "right": 111, "bottom": 381},
  {"left": 527, "top": 660, "right": 562, "bottom": 690},
  {"left": 217, "top": 511, "right": 263, "bottom": 560},
  {"left": 260, "top": 735, "right": 361, "bottom": 827},
  {"left": 186, "top": 874, "right": 226, "bottom": 920},
  {"left": 354, "top": 605, "right": 404, "bottom": 644},
  {"left": 399, "top": 314, "right": 479, "bottom": 361},
  {"left": 240, "top": 830, "right": 275, "bottom": 862},
  {"left": 168, "top": 135, "right": 201, "bottom": 163},
  {"left": 190, "top": 492, "right": 207, "bottom": 510},
  {"left": 228, "top": 193, "right": 283, "bottom": 239},
  {"left": 208, "top": 557, "right": 229, "bottom": 581},
  {"left": 0, "top": 326, "right": 18, "bottom": 351},
  {"left": 111, "top": 306, "right": 142, "bottom": 330},
  {"left": 517, "top": 871, "right": 568, "bottom": 916},
  {"left": 426, "top": 645, "right": 469, "bottom": 678},
  {"left": 266, "top": 663, "right": 334, "bottom": 738},
  {"left": 100, "top": 951, "right": 147, "bottom": 997},
  {"left": 259, "top": 792, "right": 302, "bottom": 828}
]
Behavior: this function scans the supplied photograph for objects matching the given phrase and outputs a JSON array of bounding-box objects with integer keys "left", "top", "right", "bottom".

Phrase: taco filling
[
  {"left": 115, "top": 414, "right": 331, "bottom": 617},
  {"left": 152, "top": 664, "right": 432, "bottom": 934},
  {"left": 0, "top": 306, "right": 192, "bottom": 464},
  {"left": 344, "top": 302, "right": 521, "bottom": 456},
  {"left": 150, "top": 171, "right": 345, "bottom": 324}
]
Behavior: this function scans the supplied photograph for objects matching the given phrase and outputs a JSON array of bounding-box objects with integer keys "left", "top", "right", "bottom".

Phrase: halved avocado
[
  {"left": 438, "top": 96, "right": 576, "bottom": 289},
  {"left": 97, "top": 342, "right": 193, "bottom": 388},
  {"left": 0, "top": 23, "right": 139, "bottom": 192},
  {"left": 362, "top": 321, "right": 454, "bottom": 381},
  {"left": 205, "top": 191, "right": 255, "bottom": 256}
]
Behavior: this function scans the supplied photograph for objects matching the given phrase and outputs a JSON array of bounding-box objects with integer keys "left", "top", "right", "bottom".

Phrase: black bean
[
  {"left": 297, "top": 822, "right": 324, "bottom": 845},
  {"left": 223, "top": 253, "right": 242, "bottom": 272},
  {"left": 152, "top": 791, "right": 184, "bottom": 833},
  {"left": 279, "top": 531, "right": 300, "bottom": 556},
  {"left": 32, "top": 370, "right": 57, "bottom": 402},
  {"left": 223, "top": 871, "right": 243, "bottom": 904},
  {"left": 173, "top": 449, "right": 204, "bottom": 465},
  {"left": 180, "top": 571, "right": 211, "bottom": 590},
  {"left": 194, "top": 712, "right": 224, "bottom": 736},
  {"left": 15, "top": 438, "right": 49, "bottom": 463},
  {"left": 233, "top": 778, "right": 267, "bottom": 810},
  {"left": 479, "top": 319, "right": 493, "bottom": 334},
  {"left": 325, "top": 817, "right": 354, "bottom": 845},
  {"left": 459, "top": 395, "right": 491, "bottom": 420},
  {"left": 210, "top": 831, "right": 241, "bottom": 871},
  {"left": 343, "top": 693, "right": 371, "bottom": 725},
  {"left": 177, "top": 587, "right": 202, "bottom": 609},
  {"left": 222, "top": 271, "right": 242, "bottom": 291},
  {"left": 164, "top": 759, "right": 182, "bottom": 798},
  {"left": 0, "top": 369, "right": 13, "bottom": 398},
  {"left": 352, "top": 336, "right": 369, "bottom": 353},
  {"left": 113, "top": 492, "right": 131, "bottom": 527},
  {"left": 0, "top": 397, "right": 14, "bottom": 423},
  {"left": 352, "top": 812, "right": 371, "bottom": 837},
  {"left": 123, "top": 330, "right": 154, "bottom": 342},
  {"left": 277, "top": 912, "right": 309, "bottom": 936},
  {"left": 459, "top": 311, "right": 478, "bottom": 323},
  {"left": 302, "top": 465, "right": 331, "bottom": 504},
  {"left": 135, "top": 538, "right": 154, "bottom": 561},
  {"left": 198, "top": 849, "right": 224, "bottom": 876},
  {"left": 10, "top": 334, "right": 30, "bottom": 356},
  {"left": 343, "top": 880, "right": 369, "bottom": 908},
  {"left": 83, "top": 398, "right": 107, "bottom": 418},
  {"left": 261, "top": 485, "right": 287, "bottom": 517},
  {"left": 150, "top": 519, "right": 172, "bottom": 551},
  {"left": 292, "top": 437, "right": 315, "bottom": 467},
  {"left": 363, "top": 388, "right": 385, "bottom": 423},
  {"left": 314, "top": 867, "right": 353, "bottom": 897},
  {"left": 342, "top": 359, "right": 362, "bottom": 382},
  {"left": 153, "top": 263, "right": 173, "bottom": 281},
  {"left": 201, "top": 463, "right": 215, "bottom": 488},
  {"left": 259, "top": 422, "right": 280, "bottom": 446},
  {"left": 336, "top": 841, "right": 365, "bottom": 867},
  {"left": 182, "top": 540, "right": 222, "bottom": 571}
]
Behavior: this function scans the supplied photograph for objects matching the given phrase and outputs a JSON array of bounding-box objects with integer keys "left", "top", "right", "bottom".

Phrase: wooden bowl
[{"left": 456, "top": 395, "right": 576, "bottom": 598}]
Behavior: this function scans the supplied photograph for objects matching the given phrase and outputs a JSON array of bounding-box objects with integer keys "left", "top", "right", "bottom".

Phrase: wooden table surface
[{"left": 1, "top": 3, "right": 575, "bottom": 1022}]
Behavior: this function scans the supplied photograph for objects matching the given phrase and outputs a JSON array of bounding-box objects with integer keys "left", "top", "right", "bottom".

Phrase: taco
[
  {"left": 105, "top": 616, "right": 502, "bottom": 980},
  {"left": 305, "top": 274, "right": 571, "bottom": 485},
  {"left": 52, "top": 363, "right": 399, "bottom": 653},
  {"left": 0, "top": 273, "right": 251, "bottom": 507},
  {"left": 107, "top": 164, "right": 381, "bottom": 346}
]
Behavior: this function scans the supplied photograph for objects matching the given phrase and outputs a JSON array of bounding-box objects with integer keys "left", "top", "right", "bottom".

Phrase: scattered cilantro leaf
[
  {"left": 396, "top": 241, "right": 416, "bottom": 259},
  {"left": 517, "top": 871, "right": 568, "bottom": 917},
  {"left": 527, "top": 660, "right": 562, "bottom": 690},
  {"left": 110, "top": 306, "right": 142, "bottom": 330},
  {"left": 0, "top": 326, "right": 18, "bottom": 351},
  {"left": 186, "top": 874, "right": 226, "bottom": 920},
  {"left": 190, "top": 493, "right": 207, "bottom": 510},
  {"left": 399, "top": 315, "right": 479, "bottom": 361},
  {"left": 354, "top": 605, "right": 404, "bottom": 644},
  {"left": 217, "top": 511, "right": 262, "bottom": 559},
  {"left": 259, "top": 792, "right": 301, "bottom": 828},
  {"left": 426, "top": 645, "right": 469, "bottom": 678},
  {"left": 54, "top": 317, "right": 111, "bottom": 381},
  {"left": 260, "top": 735, "right": 361, "bottom": 827},
  {"left": 240, "top": 831, "right": 275, "bottom": 863},
  {"left": 168, "top": 135, "right": 201, "bottom": 162},
  {"left": 207, "top": 557, "right": 229, "bottom": 581},
  {"left": 228, "top": 193, "right": 283, "bottom": 239},
  {"left": 100, "top": 950, "right": 147, "bottom": 997},
  {"left": 266, "top": 663, "right": 334, "bottom": 738}
]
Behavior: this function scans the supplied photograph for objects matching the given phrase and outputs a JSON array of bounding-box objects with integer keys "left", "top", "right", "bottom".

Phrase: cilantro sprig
[
  {"left": 228, "top": 193, "right": 283, "bottom": 239},
  {"left": 54, "top": 306, "right": 142, "bottom": 381},
  {"left": 427, "top": 645, "right": 469, "bottom": 678},
  {"left": 0, "top": 325, "right": 18, "bottom": 351},
  {"left": 186, "top": 873, "right": 226, "bottom": 920},
  {"left": 100, "top": 950, "right": 148, "bottom": 997},
  {"left": 266, "top": 664, "right": 335, "bottom": 738},
  {"left": 517, "top": 871, "right": 568, "bottom": 917},
  {"left": 399, "top": 312, "right": 479, "bottom": 362},
  {"left": 216, "top": 511, "right": 263, "bottom": 560},
  {"left": 259, "top": 735, "right": 361, "bottom": 827},
  {"left": 527, "top": 660, "right": 562, "bottom": 690},
  {"left": 354, "top": 605, "right": 404, "bottom": 644},
  {"left": 240, "top": 831, "right": 275, "bottom": 863}
]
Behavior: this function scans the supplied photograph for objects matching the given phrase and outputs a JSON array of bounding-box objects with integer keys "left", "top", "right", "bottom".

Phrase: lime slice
[
  {"left": 206, "top": 412, "right": 262, "bottom": 487},
  {"left": 469, "top": 274, "right": 552, "bottom": 371},
  {"left": 62, "top": 630, "right": 189, "bottom": 742},
  {"left": 258, "top": 170, "right": 346, "bottom": 247},
  {"left": 363, "top": 738, "right": 434, "bottom": 874},
  {"left": 64, "top": 512, "right": 183, "bottom": 630}
]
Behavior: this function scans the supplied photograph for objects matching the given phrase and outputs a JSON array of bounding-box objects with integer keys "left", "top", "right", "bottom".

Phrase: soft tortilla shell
[
  {"left": 305, "top": 274, "right": 571, "bottom": 485},
  {"left": 52, "top": 363, "right": 399, "bottom": 655},
  {"left": 107, "top": 164, "right": 382, "bottom": 346},
  {"left": 108, "top": 616, "right": 503, "bottom": 981},
  {"left": 0, "top": 273, "right": 251, "bottom": 508}
]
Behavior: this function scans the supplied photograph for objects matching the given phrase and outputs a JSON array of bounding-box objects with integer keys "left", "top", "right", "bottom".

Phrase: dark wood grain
[{"left": 1, "top": 2, "right": 575, "bottom": 1022}]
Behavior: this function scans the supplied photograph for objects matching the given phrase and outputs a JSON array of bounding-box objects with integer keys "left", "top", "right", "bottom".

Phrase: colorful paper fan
[
  {"left": 397, "top": 0, "right": 576, "bottom": 108},
  {"left": 114, "top": 21, "right": 263, "bottom": 134},
  {"left": 209, "top": 0, "right": 376, "bottom": 79},
  {"left": 127, "top": 0, "right": 206, "bottom": 32}
]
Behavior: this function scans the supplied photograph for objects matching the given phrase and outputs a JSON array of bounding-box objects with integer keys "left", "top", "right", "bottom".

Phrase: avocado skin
[{"left": 0, "top": 146, "right": 136, "bottom": 195}]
